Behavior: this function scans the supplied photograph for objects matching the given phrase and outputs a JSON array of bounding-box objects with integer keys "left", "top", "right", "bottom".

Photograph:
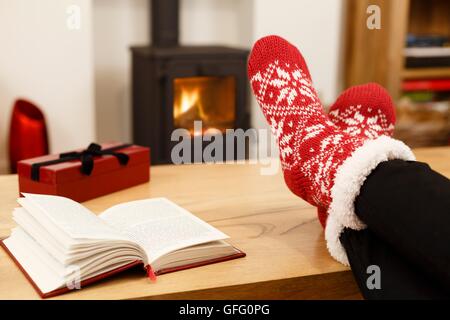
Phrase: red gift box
[{"left": 17, "top": 143, "right": 150, "bottom": 202}]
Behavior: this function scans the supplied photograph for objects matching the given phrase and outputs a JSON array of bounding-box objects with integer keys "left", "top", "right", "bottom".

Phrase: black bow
[{"left": 31, "top": 143, "right": 131, "bottom": 182}]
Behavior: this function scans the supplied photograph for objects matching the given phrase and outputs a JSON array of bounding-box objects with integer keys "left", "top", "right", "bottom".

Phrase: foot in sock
[
  {"left": 316, "top": 83, "right": 397, "bottom": 227},
  {"left": 329, "top": 83, "right": 396, "bottom": 139},
  {"left": 248, "top": 35, "right": 414, "bottom": 264}
]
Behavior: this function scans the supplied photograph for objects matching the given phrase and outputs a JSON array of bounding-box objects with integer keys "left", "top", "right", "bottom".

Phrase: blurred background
[{"left": 0, "top": 0, "right": 449, "bottom": 172}]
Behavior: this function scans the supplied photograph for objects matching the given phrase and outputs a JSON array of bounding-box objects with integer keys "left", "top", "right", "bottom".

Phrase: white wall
[
  {"left": 180, "top": 0, "right": 253, "bottom": 47},
  {"left": 93, "top": 0, "right": 149, "bottom": 143},
  {"left": 0, "top": 0, "right": 95, "bottom": 173}
]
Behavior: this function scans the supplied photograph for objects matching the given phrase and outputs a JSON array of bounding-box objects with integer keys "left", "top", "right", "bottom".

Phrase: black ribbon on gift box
[{"left": 30, "top": 143, "right": 132, "bottom": 182}]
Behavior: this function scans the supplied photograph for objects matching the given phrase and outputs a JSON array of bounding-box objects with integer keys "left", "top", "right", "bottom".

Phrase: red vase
[{"left": 9, "top": 99, "right": 49, "bottom": 173}]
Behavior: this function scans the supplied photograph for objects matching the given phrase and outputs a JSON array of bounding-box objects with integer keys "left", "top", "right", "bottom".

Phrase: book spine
[
  {"left": 406, "top": 34, "right": 449, "bottom": 48},
  {"left": 405, "top": 57, "right": 450, "bottom": 68},
  {"left": 402, "top": 80, "right": 450, "bottom": 92}
]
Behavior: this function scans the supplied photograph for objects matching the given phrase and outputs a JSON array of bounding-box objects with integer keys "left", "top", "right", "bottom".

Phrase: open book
[{"left": 0, "top": 193, "right": 245, "bottom": 298}]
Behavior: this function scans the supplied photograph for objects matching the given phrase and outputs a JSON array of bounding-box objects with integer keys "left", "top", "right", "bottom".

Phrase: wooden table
[{"left": 0, "top": 147, "right": 449, "bottom": 300}]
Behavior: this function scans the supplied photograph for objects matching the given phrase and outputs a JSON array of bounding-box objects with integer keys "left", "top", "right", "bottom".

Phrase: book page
[
  {"left": 99, "top": 198, "right": 229, "bottom": 263},
  {"left": 3, "top": 227, "right": 142, "bottom": 295},
  {"left": 3, "top": 227, "right": 67, "bottom": 294},
  {"left": 20, "top": 193, "right": 129, "bottom": 241}
]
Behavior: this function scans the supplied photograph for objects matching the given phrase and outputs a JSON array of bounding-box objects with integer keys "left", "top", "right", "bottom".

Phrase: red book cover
[
  {"left": 0, "top": 239, "right": 246, "bottom": 299},
  {"left": 402, "top": 79, "right": 450, "bottom": 92}
]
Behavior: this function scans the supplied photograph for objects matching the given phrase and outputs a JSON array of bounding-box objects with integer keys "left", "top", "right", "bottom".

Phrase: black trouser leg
[
  {"left": 354, "top": 160, "right": 450, "bottom": 288},
  {"left": 340, "top": 227, "right": 449, "bottom": 299}
]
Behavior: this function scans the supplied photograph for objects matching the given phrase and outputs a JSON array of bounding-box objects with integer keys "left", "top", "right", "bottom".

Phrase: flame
[
  {"left": 174, "top": 87, "right": 200, "bottom": 119},
  {"left": 173, "top": 76, "right": 236, "bottom": 134}
]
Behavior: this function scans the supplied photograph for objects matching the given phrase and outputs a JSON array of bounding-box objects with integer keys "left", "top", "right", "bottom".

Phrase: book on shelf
[
  {"left": 406, "top": 34, "right": 449, "bottom": 48},
  {"left": 405, "top": 56, "right": 450, "bottom": 68},
  {"left": 402, "top": 79, "right": 450, "bottom": 92},
  {"left": 0, "top": 193, "right": 245, "bottom": 298},
  {"left": 404, "top": 47, "right": 450, "bottom": 58},
  {"left": 404, "top": 44, "right": 450, "bottom": 68}
]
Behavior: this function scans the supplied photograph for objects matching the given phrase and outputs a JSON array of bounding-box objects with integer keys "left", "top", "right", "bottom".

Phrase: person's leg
[
  {"left": 354, "top": 159, "right": 450, "bottom": 289},
  {"left": 340, "top": 227, "right": 450, "bottom": 299},
  {"left": 248, "top": 35, "right": 414, "bottom": 266}
]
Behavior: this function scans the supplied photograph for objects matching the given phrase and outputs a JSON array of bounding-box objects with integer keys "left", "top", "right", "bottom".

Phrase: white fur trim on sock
[{"left": 325, "top": 136, "right": 415, "bottom": 266}]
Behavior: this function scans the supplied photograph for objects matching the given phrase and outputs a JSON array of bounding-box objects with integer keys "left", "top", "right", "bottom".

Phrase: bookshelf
[
  {"left": 345, "top": 0, "right": 450, "bottom": 99},
  {"left": 345, "top": 0, "right": 450, "bottom": 147}
]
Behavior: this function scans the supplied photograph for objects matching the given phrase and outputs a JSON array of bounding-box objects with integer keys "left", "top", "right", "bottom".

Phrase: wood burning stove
[{"left": 131, "top": 0, "right": 250, "bottom": 164}]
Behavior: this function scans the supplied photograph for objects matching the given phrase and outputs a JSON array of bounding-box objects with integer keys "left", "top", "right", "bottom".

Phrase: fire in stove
[{"left": 173, "top": 76, "right": 236, "bottom": 134}]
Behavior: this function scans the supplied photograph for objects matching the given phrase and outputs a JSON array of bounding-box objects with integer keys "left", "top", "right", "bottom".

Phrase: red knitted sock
[
  {"left": 329, "top": 83, "right": 396, "bottom": 139},
  {"left": 248, "top": 35, "right": 414, "bottom": 265},
  {"left": 317, "top": 83, "right": 397, "bottom": 227}
]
